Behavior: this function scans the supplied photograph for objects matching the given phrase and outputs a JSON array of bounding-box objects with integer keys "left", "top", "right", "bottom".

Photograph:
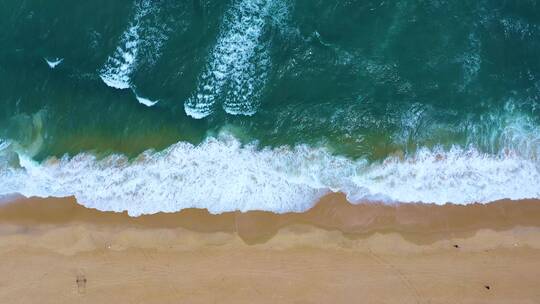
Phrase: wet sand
[{"left": 1, "top": 195, "right": 540, "bottom": 303}]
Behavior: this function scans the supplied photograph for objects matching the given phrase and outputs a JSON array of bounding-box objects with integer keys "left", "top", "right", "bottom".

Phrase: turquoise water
[{"left": 1, "top": 0, "right": 539, "bottom": 215}]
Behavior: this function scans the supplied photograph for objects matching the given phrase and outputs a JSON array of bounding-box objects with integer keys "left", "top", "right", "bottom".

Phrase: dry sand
[{"left": 1, "top": 194, "right": 540, "bottom": 303}]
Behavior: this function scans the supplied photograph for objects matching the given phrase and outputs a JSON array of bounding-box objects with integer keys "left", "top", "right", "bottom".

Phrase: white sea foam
[
  {"left": 0, "top": 139, "right": 9, "bottom": 151},
  {"left": 44, "top": 57, "right": 63, "bottom": 69},
  {"left": 185, "top": 0, "right": 282, "bottom": 118},
  {"left": 0, "top": 132, "right": 538, "bottom": 216},
  {"left": 501, "top": 17, "right": 537, "bottom": 40},
  {"left": 99, "top": 0, "right": 164, "bottom": 90},
  {"left": 99, "top": 16, "right": 141, "bottom": 89},
  {"left": 0, "top": 139, "right": 17, "bottom": 170},
  {"left": 136, "top": 96, "right": 158, "bottom": 107},
  {"left": 133, "top": 90, "right": 159, "bottom": 107}
]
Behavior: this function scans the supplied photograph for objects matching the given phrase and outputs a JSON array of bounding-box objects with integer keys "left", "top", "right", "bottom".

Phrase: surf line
[{"left": 185, "top": 0, "right": 277, "bottom": 119}]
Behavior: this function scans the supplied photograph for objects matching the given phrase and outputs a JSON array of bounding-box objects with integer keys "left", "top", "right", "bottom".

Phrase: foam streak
[
  {"left": 185, "top": 0, "right": 275, "bottom": 118},
  {"left": 99, "top": 0, "right": 160, "bottom": 90}
]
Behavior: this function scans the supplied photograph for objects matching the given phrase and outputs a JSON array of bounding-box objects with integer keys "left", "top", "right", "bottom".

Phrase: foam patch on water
[
  {"left": 99, "top": 0, "right": 165, "bottom": 90},
  {"left": 133, "top": 89, "right": 159, "bottom": 107},
  {"left": 135, "top": 95, "right": 159, "bottom": 107},
  {"left": 501, "top": 17, "right": 538, "bottom": 40},
  {"left": 1, "top": 133, "right": 539, "bottom": 216},
  {"left": 44, "top": 57, "right": 63, "bottom": 69},
  {"left": 0, "top": 139, "right": 9, "bottom": 151},
  {"left": 185, "top": 0, "right": 283, "bottom": 118},
  {"left": 0, "top": 139, "right": 19, "bottom": 170}
]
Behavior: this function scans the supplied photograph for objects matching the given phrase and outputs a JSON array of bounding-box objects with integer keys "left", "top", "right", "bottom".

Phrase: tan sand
[{"left": 1, "top": 195, "right": 540, "bottom": 303}]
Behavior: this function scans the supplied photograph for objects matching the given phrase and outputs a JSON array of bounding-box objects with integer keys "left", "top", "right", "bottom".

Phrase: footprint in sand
[{"left": 76, "top": 274, "right": 87, "bottom": 294}]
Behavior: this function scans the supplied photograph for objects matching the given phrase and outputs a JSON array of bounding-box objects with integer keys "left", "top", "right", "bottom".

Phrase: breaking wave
[
  {"left": 185, "top": 0, "right": 286, "bottom": 118},
  {"left": 99, "top": 0, "right": 166, "bottom": 90},
  {"left": 1, "top": 131, "right": 538, "bottom": 216}
]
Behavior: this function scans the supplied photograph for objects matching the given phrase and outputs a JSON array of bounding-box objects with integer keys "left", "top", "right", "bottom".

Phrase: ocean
[{"left": 0, "top": 0, "right": 539, "bottom": 215}]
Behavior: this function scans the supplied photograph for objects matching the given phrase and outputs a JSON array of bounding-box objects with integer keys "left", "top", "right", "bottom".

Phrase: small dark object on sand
[
  {"left": 76, "top": 275, "right": 87, "bottom": 293},
  {"left": 453, "top": 244, "right": 459, "bottom": 248},
  {"left": 484, "top": 285, "right": 490, "bottom": 290}
]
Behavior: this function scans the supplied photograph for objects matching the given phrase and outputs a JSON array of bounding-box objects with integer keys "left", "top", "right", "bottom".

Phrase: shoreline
[
  {"left": 2, "top": 194, "right": 540, "bottom": 244},
  {"left": 1, "top": 195, "right": 540, "bottom": 303}
]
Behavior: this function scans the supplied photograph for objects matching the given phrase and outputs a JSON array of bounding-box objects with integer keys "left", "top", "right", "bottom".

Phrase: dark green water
[{"left": 0, "top": 0, "right": 539, "bottom": 214}]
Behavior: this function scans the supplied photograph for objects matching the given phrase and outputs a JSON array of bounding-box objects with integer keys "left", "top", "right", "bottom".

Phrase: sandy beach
[
  {"left": 1, "top": 195, "right": 540, "bottom": 303},
  {"left": 3, "top": 1, "right": 540, "bottom": 303}
]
